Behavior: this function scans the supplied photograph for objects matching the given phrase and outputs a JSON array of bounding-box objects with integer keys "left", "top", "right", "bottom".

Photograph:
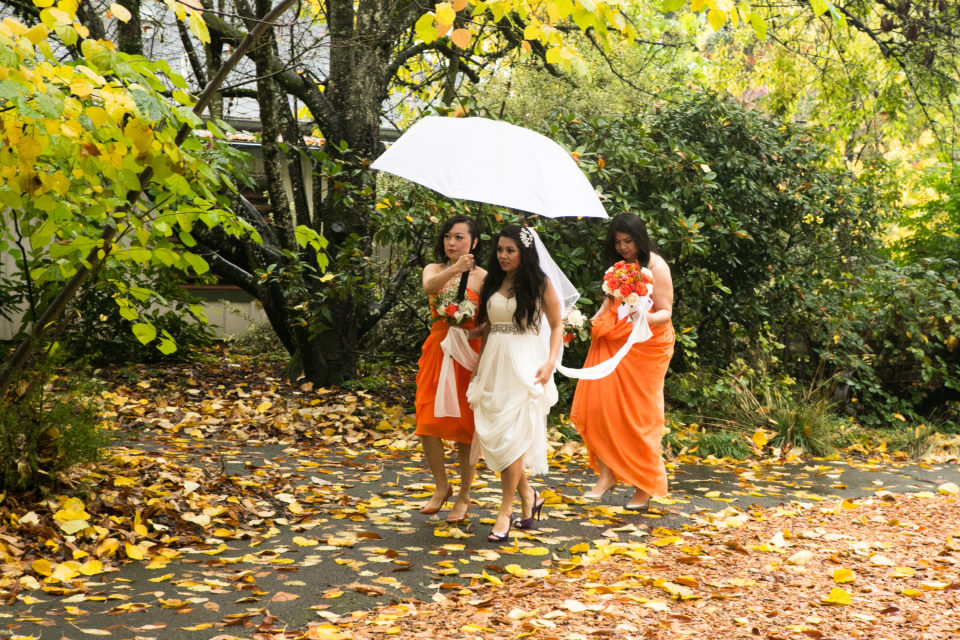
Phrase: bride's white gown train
[{"left": 467, "top": 292, "right": 556, "bottom": 476}]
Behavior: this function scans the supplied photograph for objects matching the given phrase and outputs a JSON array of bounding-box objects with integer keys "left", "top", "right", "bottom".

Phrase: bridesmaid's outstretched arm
[{"left": 422, "top": 255, "right": 475, "bottom": 295}]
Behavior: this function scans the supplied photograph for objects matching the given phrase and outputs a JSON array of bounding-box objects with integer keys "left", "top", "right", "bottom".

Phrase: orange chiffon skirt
[
  {"left": 569, "top": 306, "right": 674, "bottom": 496},
  {"left": 414, "top": 291, "right": 480, "bottom": 443}
]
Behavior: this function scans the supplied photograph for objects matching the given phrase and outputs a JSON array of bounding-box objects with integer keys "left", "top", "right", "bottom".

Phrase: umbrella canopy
[{"left": 371, "top": 116, "right": 607, "bottom": 219}]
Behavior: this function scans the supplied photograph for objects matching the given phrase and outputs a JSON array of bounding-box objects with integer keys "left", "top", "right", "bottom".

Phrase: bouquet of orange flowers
[
  {"left": 601, "top": 260, "right": 654, "bottom": 310},
  {"left": 432, "top": 288, "right": 477, "bottom": 327}
]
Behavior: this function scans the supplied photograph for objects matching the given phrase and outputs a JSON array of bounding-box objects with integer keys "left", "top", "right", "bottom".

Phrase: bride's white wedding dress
[{"left": 467, "top": 292, "right": 556, "bottom": 476}]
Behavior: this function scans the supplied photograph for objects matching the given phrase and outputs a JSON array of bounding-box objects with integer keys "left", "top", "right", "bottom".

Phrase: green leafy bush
[
  {"left": 890, "top": 161, "right": 960, "bottom": 264},
  {"left": 547, "top": 93, "right": 888, "bottom": 373},
  {"left": 60, "top": 264, "right": 215, "bottom": 365},
  {"left": 785, "top": 256, "right": 960, "bottom": 428},
  {"left": 1, "top": 368, "right": 109, "bottom": 493}
]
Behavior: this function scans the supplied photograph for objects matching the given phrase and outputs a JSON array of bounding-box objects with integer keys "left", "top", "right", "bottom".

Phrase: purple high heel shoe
[
  {"left": 488, "top": 519, "right": 512, "bottom": 543},
  {"left": 513, "top": 490, "right": 545, "bottom": 530}
]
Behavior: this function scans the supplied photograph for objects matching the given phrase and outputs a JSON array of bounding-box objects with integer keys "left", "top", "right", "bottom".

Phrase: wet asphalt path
[{"left": 1, "top": 437, "right": 956, "bottom": 640}]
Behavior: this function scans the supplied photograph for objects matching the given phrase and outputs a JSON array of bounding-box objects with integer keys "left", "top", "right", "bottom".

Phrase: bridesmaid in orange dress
[
  {"left": 415, "top": 215, "right": 487, "bottom": 522},
  {"left": 569, "top": 212, "right": 674, "bottom": 510}
]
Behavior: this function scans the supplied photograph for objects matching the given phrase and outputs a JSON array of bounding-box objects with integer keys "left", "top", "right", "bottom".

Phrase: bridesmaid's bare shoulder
[
  {"left": 648, "top": 252, "right": 670, "bottom": 269},
  {"left": 648, "top": 252, "right": 672, "bottom": 281},
  {"left": 423, "top": 262, "right": 444, "bottom": 276}
]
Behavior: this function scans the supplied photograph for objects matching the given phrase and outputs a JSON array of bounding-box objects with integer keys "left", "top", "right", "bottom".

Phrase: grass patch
[
  {"left": 884, "top": 423, "right": 939, "bottom": 460},
  {"left": 699, "top": 380, "right": 843, "bottom": 457},
  {"left": 693, "top": 431, "right": 752, "bottom": 459}
]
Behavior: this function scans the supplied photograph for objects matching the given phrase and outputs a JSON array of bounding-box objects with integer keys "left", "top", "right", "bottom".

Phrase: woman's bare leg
[
  {"left": 492, "top": 458, "right": 524, "bottom": 536},
  {"left": 447, "top": 441, "right": 475, "bottom": 520},
  {"left": 517, "top": 473, "right": 535, "bottom": 519},
  {"left": 419, "top": 436, "right": 452, "bottom": 512},
  {"left": 585, "top": 456, "right": 617, "bottom": 499}
]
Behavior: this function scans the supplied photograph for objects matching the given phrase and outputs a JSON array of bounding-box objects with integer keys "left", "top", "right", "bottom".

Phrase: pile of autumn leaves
[
  {"left": 1, "top": 355, "right": 959, "bottom": 640},
  {"left": 0, "top": 355, "right": 410, "bottom": 601},
  {"left": 329, "top": 491, "right": 960, "bottom": 640}
]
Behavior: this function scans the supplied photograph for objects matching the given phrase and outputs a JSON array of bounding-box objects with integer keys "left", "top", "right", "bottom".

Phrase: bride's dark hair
[{"left": 478, "top": 225, "right": 545, "bottom": 331}]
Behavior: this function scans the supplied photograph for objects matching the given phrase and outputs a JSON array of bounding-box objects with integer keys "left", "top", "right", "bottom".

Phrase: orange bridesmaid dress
[
  {"left": 569, "top": 304, "right": 675, "bottom": 496},
  {"left": 414, "top": 288, "right": 481, "bottom": 443}
]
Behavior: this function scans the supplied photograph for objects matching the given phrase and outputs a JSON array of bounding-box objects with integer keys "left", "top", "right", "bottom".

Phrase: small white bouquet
[{"left": 562, "top": 307, "right": 590, "bottom": 344}]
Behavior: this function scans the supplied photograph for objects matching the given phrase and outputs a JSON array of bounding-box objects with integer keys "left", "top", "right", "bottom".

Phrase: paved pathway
[{"left": 1, "top": 435, "right": 956, "bottom": 640}]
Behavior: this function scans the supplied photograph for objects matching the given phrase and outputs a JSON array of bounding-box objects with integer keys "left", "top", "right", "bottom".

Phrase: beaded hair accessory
[{"left": 519, "top": 227, "right": 534, "bottom": 248}]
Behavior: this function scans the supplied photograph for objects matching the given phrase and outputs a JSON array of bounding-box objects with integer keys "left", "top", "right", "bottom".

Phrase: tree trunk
[{"left": 116, "top": 0, "right": 143, "bottom": 55}]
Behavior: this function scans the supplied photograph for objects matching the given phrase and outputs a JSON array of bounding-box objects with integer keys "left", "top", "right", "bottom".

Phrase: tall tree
[
  {"left": 0, "top": 0, "right": 303, "bottom": 400},
  {"left": 57, "top": 0, "right": 667, "bottom": 385},
  {"left": 3, "top": 0, "right": 956, "bottom": 386}
]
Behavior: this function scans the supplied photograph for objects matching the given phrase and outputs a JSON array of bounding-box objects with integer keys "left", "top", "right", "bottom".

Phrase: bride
[{"left": 467, "top": 225, "right": 564, "bottom": 542}]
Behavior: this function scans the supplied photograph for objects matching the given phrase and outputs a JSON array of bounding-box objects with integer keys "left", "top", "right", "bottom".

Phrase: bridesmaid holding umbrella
[{"left": 414, "top": 215, "right": 486, "bottom": 523}]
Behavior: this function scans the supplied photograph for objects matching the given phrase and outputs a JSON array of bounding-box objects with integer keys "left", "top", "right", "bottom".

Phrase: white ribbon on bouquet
[
  {"left": 433, "top": 326, "right": 479, "bottom": 418},
  {"left": 556, "top": 297, "right": 653, "bottom": 380}
]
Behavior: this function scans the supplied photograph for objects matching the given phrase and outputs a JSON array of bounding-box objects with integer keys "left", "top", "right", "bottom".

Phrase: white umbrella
[{"left": 371, "top": 116, "right": 607, "bottom": 219}]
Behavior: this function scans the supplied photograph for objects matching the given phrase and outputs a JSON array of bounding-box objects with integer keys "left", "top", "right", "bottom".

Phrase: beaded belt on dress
[{"left": 490, "top": 323, "right": 534, "bottom": 335}]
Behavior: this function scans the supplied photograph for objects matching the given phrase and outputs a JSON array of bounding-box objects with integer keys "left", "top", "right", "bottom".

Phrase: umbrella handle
[{"left": 456, "top": 269, "right": 469, "bottom": 302}]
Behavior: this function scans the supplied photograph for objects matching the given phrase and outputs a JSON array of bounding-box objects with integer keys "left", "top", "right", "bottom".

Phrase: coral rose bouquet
[
  {"left": 432, "top": 288, "right": 477, "bottom": 327},
  {"left": 601, "top": 260, "right": 654, "bottom": 319},
  {"left": 562, "top": 307, "right": 590, "bottom": 345}
]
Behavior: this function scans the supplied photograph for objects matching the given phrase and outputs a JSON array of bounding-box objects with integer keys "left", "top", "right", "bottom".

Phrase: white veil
[{"left": 529, "top": 228, "right": 580, "bottom": 322}]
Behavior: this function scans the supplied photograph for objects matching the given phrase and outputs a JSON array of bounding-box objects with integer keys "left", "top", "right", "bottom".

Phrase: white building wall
[{"left": 0, "top": 242, "right": 24, "bottom": 341}]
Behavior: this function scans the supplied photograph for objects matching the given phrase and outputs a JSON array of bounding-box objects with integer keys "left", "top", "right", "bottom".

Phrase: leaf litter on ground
[{"left": 1, "top": 348, "right": 958, "bottom": 639}]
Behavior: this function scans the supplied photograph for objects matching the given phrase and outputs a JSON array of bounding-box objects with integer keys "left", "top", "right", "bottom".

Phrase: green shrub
[
  {"left": 784, "top": 256, "right": 960, "bottom": 430},
  {"left": 227, "top": 321, "right": 287, "bottom": 358},
  {"left": 0, "top": 369, "right": 109, "bottom": 493},
  {"left": 692, "top": 431, "right": 752, "bottom": 460},
  {"left": 546, "top": 93, "right": 888, "bottom": 373},
  {"left": 61, "top": 263, "right": 215, "bottom": 365},
  {"left": 694, "top": 365, "right": 842, "bottom": 457},
  {"left": 890, "top": 161, "right": 960, "bottom": 265}
]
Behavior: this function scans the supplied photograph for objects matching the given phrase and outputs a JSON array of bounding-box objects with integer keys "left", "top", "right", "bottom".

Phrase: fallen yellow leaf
[
  {"left": 822, "top": 587, "right": 852, "bottom": 605},
  {"left": 938, "top": 482, "right": 959, "bottom": 496},
  {"left": 481, "top": 570, "right": 503, "bottom": 586},
  {"left": 148, "top": 573, "right": 174, "bottom": 583},
  {"left": 832, "top": 568, "right": 855, "bottom": 583},
  {"left": 520, "top": 547, "right": 549, "bottom": 556}
]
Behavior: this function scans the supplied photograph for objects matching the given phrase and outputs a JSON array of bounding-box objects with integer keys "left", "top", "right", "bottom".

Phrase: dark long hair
[
  {"left": 478, "top": 225, "right": 545, "bottom": 331},
  {"left": 602, "top": 212, "right": 654, "bottom": 268},
  {"left": 433, "top": 214, "right": 479, "bottom": 262}
]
